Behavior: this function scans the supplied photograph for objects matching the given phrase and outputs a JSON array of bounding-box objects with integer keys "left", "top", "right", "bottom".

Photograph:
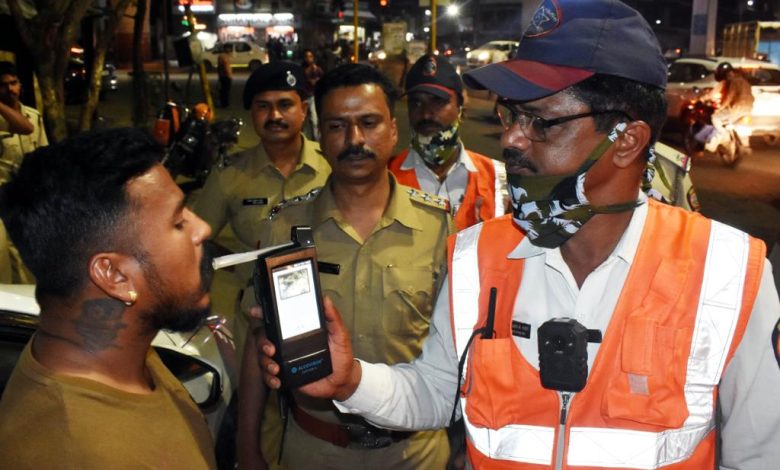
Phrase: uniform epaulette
[
  {"left": 268, "top": 187, "right": 322, "bottom": 220},
  {"left": 406, "top": 188, "right": 450, "bottom": 212}
]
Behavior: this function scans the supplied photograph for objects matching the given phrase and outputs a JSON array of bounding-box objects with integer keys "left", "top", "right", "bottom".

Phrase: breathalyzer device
[{"left": 253, "top": 226, "right": 332, "bottom": 389}]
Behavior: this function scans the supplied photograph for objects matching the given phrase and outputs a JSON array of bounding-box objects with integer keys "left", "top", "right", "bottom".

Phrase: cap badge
[
  {"left": 525, "top": 0, "right": 561, "bottom": 38},
  {"left": 286, "top": 70, "right": 297, "bottom": 87},
  {"left": 423, "top": 57, "right": 438, "bottom": 76}
]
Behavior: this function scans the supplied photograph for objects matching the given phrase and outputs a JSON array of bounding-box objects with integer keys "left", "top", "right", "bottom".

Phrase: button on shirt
[{"left": 399, "top": 145, "right": 473, "bottom": 216}]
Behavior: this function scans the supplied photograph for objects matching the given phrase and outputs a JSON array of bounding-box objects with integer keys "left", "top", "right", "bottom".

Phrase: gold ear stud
[{"left": 125, "top": 290, "right": 138, "bottom": 306}]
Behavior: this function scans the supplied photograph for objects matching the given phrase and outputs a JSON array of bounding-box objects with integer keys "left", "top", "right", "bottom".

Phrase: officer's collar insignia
[
  {"left": 286, "top": 70, "right": 297, "bottom": 87},
  {"left": 524, "top": 0, "right": 561, "bottom": 38},
  {"left": 268, "top": 187, "right": 321, "bottom": 220}
]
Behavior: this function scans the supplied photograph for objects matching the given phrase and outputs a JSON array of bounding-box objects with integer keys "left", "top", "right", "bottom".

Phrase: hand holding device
[{"left": 259, "top": 296, "right": 362, "bottom": 401}]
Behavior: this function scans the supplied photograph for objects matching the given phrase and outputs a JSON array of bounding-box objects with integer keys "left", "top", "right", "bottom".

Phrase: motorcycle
[
  {"left": 153, "top": 101, "right": 242, "bottom": 194},
  {"left": 682, "top": 93, "right": 751, "bottom": 166}
]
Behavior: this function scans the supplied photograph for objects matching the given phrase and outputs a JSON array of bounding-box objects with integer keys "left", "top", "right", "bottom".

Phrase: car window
[
  {"left": 235, "top": 42, "right": 250, "bottom": 53},
  {"left": 739, "top": 67, "right": 780, "bottom": 86},
  {"left": 668, "top": 63, "right": 710, "bottom": 82}
]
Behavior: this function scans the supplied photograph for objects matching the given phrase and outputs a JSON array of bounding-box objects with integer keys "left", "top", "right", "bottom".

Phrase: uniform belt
[{"left": 291, "top": 404, "right": 413, "bottom": 449}]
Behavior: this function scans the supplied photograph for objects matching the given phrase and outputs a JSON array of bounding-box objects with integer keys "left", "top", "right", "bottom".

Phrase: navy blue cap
[
  {"left": 243, "top": 61, "right": 308, "bottom": 109},
  {"left": 0, "top": 61, "right": 17, "bottom": 77},
  {"left": 463, "top": 0, "right": 667, "bottom": 101},
  {"left": 404, "top": 54, "right": 463, "bottom": 101}
]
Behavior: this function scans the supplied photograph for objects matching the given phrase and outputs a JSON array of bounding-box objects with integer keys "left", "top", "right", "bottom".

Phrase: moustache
[
  {"left": 336, "top": 145, "right": 376, "bottom": 161},
  {"left": 502, "top": 148, "right": 538, "bottom": 173},
  {"left": 264, "top": 120, "right": 288, "bottom": 130},
  {"left": 199, "top": 241, "right": 217, "bottom": 293}
]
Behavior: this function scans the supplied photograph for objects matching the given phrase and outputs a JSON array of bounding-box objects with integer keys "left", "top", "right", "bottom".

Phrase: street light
[{"left": 446, "top": 5, "right": 460, "bottom": 16}]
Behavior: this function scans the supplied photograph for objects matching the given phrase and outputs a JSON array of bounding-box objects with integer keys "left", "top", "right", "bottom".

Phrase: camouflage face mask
[
  {"left": 410, "top": 119, "right": 461, "bottom": 167},
  {"left": 509, "top": 123, "right": 641, "bottom": 248}
]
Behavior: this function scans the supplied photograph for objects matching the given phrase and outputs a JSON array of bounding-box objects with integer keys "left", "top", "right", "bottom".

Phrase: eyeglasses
[{"left": 495, "top": 100, "right": 633, "bottom": 142}]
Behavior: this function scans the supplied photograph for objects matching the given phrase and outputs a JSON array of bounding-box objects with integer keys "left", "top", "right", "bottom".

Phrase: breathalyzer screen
[{"left": 271, "top": 259, "right": 321, "bottom": 340}]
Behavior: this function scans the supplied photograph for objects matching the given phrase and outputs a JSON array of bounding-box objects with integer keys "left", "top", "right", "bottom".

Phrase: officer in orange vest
[
  {"left": 390, "top": 54, "right": 507, "bottom": 230},
  {"left": 257, "top": 1, "right": 780, "bottom": 468}
]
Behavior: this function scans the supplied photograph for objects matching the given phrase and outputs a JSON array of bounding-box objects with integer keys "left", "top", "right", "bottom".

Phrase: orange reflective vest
[
  {"left": 389, "top": 149, "right": 505, "bottom": 231},
  {"left": 447, "top": 200, "right": 765, "bottom": 469}
]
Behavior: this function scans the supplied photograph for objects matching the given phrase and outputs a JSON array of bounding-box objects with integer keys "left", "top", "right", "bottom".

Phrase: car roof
[
  {"left": 674, "top": 56, "right": 780, "bottom": 70},
  {"left": 480, "top": 40, "right": 519, "bottom": 46}
]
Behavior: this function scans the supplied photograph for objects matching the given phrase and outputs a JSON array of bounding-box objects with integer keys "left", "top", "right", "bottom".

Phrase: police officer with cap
[
  {"left": 192, "top": 60, "right": 330, "bottom": 366},
  {"left": 390, "top": 54, "right": 507, "bottom": 230},
  {"left": 257, "top": 1, "right": 780, "bottom": 468}
]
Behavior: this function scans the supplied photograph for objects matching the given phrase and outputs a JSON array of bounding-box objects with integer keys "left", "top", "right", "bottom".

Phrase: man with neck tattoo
[
  {"left": 389, "top": 54, "right": 507, "bottom": 230},
  {"left": 257, "top": 1, "right": 780, "bottom": 468},
  {"left": 0, "top": 128, "right": 217, "bottom": 469}
]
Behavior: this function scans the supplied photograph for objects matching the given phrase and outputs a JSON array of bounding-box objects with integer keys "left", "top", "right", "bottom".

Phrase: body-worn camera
[
  {"left": 538, "top": 318, "right": 601, "bottom": 392},
  {"left": 254, "top": 226, "right": 332, "bottom": 389}
]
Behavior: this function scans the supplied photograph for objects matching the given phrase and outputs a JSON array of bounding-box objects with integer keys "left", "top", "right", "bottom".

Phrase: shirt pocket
[
  {"left": 381, "top": 266, "right": 435, "bottom": 338},
  {"left": 601, "top": 315, "right": 692, "bottom": 429}
]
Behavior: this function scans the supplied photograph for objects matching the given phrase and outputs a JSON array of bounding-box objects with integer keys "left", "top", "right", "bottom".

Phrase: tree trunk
[
  {"left": 132, "top": 0, "right": 151, "bottom": 128},
  {"left": 38, "top": 73, "right": 69, "bottom": 143},
  {"left": 79, "top": 0, "right": 133, "bottom": 132},
  {"left": 7, "top": 0, "right": 99, "bottom": 142}
]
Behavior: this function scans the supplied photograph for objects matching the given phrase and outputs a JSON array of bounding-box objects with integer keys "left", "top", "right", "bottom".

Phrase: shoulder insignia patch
[
  {"left": 406, "top": 188, "right": 450, "bottom": 212},
  {"left": 268, "top": 187, "right": 322, "bottom": 220}
]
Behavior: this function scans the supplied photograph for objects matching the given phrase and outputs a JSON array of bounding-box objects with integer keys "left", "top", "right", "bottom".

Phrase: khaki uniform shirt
[
  {"left": 0, "top": 341, "right": 216, "bottom": 469},
  {"left": 261, "top": 175, "right": 454, "bottom": 469},
  {"left": 0, "top": 104, "right": 48, "bottom": 183},
  {"left": 193, "top": 135, "right": 330, "bottom": 289}
]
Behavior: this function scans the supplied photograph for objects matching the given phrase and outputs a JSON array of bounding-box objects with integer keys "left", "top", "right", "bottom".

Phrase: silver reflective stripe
[
  {"left": 492, "top": 159, "right": 507, "bottom": 217},
  {"left": 567, "top": 221, "right": 749, "bottom": 468},
  {"left": 451, "top": 223, "right": 483, "bottom": 362},
  {"left": 462, "top": 398, "right": 555, "bottom": 465},
  {"left": 459, "top": 220, "right": 751, "bottom": 468}
]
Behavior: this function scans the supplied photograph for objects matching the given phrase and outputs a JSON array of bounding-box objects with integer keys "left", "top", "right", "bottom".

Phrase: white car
[
  {"left": 466, "top": 40, "right": 519, "bottom": 69},
  {"left": 666, "top": 57, "right": 780, "bottom": 145},
  {"left": 201, "top": 40, "right": 268, "bottom": 72}
]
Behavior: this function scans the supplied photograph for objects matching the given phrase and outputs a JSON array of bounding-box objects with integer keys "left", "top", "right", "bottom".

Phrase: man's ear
[
  {"left": 88, "top": 253, "right": 139, "bottom": 305},
  {"left": 390, "top": 116, "right": 399, "bottom": 147},
  {"left": 613, "top": 120, "right": 652, "bottom": 169},
  {"left": 300, "top": 97, "right": 309, "bottom": 118}
]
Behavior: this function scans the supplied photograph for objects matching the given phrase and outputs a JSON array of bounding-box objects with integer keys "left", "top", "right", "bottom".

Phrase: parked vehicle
[
  {"left": 722, "top": 21, "right": 780, "bottom": 65},
  {"left": 466, "top": 40, "right": 519, "bottom": 69},
  {"left": 201, "top": 40, "right": 268, "bottom": 72},
  {"left": 64, "top": 57, "right": 119, "bottom": 104},
  {"left": 0, "top": 283, "right": 238, "bottom": 469},
  {"left": 666, "top": 57, "right": 780, "bottom": 146},
  {"left": 153, "top": 100, "right": 242, "bottom": 193}
]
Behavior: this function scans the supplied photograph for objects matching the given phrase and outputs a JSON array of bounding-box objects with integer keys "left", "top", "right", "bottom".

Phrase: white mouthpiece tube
[{"left": 211, "top": 242, "right": 295, "bottom": 270}]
